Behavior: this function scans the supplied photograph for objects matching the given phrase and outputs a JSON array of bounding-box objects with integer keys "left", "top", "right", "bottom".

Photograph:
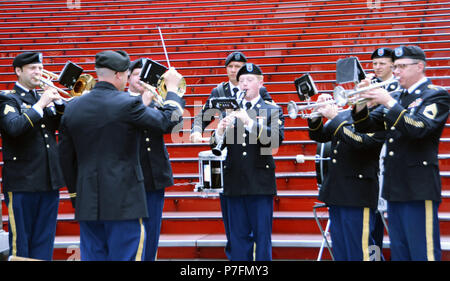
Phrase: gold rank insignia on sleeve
[
  {"left": 404, "top": 115, "right": 425, "bottom": 127},
  {"left": 343, "top": 127, "right": 363, "bottom": 142},
  {"left": 3, "top": 104, "right": 15, "bottom": 115},
  {"left": 422, "top": 103, "right": 438, "bottom": 120}
]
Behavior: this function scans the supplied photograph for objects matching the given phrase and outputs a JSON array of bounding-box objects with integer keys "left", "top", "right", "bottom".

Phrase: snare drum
[
  {"left": 315, "top": 141, "right": 331, "bottom": 188},
  {"left": 195, "top": 149, "right": 227, "bottom": 195}
]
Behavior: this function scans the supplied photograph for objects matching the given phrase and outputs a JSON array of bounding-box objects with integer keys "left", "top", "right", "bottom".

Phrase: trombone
[
  {"left": 38, "top": 69, "right": 72, "bottom": 99},
  {"left": 38, "top": 69, "right": 95, "bottom": 101},
  {"left": 287, "top": 79, "right": 393, "bottom": 119}
]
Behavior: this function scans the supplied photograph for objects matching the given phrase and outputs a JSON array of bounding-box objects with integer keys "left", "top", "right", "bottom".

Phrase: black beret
[
  {"left": 236, "top": 63, "right": 263, "bottom": 81},
  {"left": 393, "top": 45, "right": 426, "bottom": 61},
  {"left": 129, "top": 58, "right": 144, "bottom": 73},
  {"left": 371, "top": 48, "right": 393, "bottom": 60},
  {"left": 13, "top": 52, "right": 43, "bottom": 68},
  {"left": 225, "top": 51, "right": 247, "bottom": 66},
  {"left": 95, "top": 50, "right": 130, "bottom": 72}
]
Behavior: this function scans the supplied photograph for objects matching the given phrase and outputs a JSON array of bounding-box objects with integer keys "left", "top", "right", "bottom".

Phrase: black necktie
[
  {"left": 245, "top": 101, "right": 252, "bottom": 110},
  {"left": 399, "top": 89, "right": 408, "bottom": 106},
  {"left": 233, "top": 87, "right": 239, "bottom": 96},
  {"left": 29, "top": 90, "right": 37, "bottom": 101}
]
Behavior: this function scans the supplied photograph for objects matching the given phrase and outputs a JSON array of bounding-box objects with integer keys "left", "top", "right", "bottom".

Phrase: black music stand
[
  {"left": 336, "top": 57, "right": 366, "bottom": 85},
  {"left": 140, "top": 58, "right": 167, "bottom": 87},
  {"left": 58, "top": 61, "right": 83, "bottom": 90}
]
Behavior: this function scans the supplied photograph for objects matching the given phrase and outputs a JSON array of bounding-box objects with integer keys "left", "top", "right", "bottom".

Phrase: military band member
[
  {"left": 210, "top": 63, "right": 284, "bottom": 261},
  {"left": 190, "top": 51, "right": 272, "bottom": 143},
  {"left": 308, "top": 94, "right": 385, "bottom": 261},
  {"left": 127, "top": 58, "right": 183, "bottom": 261},
  {"left": 370, "top": 47, "right": 400, "bottom": 254},
  {"left": 353, "top": 45, "right": 450, "bottom": 261},
  {"left": 58, "top": 50, "right": 185, "bottom": 261},
  {"left": 0, "top": 52, "right": 65, "bottom": 260},
  {"left": 371, "top": 47, "right": 400, "bottom": 92},
  {"left": 190, "top": 51, "right": 272, "bottom": 259}
]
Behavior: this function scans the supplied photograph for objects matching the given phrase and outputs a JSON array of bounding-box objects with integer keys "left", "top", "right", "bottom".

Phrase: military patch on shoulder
[
  {"left": 3, "top": 104, "right": 15, "bottom": 115},
  {"left": 423, "top": 103, "right": 438, "bottom": 120}
]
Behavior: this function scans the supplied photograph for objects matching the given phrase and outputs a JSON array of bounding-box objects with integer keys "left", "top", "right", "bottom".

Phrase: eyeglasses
[{"left": 393, "top": 63, "right": 418, "bottom": 71}]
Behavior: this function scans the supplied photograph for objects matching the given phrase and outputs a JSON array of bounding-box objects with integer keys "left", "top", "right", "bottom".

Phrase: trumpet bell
[
  {"left": 333, "top": 86, "right": 348, "bottom": 107},
  {"left": 70, "top": 74, "right": 96, "bottom": 97},
  {"left": 287, "top": 101, "right": 299, "bottom": 119}
]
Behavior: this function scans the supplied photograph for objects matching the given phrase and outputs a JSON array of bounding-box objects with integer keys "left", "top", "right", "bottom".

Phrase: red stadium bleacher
[{"left": 1, "top": 0, "right": 450, "bottom": 261}]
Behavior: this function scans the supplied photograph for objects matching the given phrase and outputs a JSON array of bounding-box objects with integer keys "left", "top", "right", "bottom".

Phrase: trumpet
[
  {"left": 287, "top": 79, "right": 393, "bottom": 119},
  {"left": 333, "top": 79, "right": 393, "bottom": 107},
  {"left": 287, "top": 99, "right": 338, "bottom": 119}
]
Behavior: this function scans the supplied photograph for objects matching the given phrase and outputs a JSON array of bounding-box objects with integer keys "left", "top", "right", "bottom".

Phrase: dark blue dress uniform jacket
[
  {"left": 0, "top": 84, "right": 65, "bottom": 192},
  {"left": 58, "top": 81, "right": 185, "bottom": 221},
  {"left": 308, "top": 110, "right": 385, "bottom": 209},
  {"left": 139, "top": 100, "right": 181, "bottom": 191},
  {"left": 191, "top": 82, "right": 272, "bottom": 135},
  {"left": 352, "top": 79, "right": 450, "bottom": 202},
  {"left": 210, "top": 98, "right": 284, "bottom": 196}
]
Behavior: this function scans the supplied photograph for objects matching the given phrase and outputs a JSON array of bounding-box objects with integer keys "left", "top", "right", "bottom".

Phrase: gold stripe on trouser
[
  {"left": 7, "top": 192, "right": 17, "bottom": 256},
  {"left": 361, "top": 207, "right": 370, "bottom": 261},
  {"left": 135, "top": 218, "right": 145, "bottom": 261},
  {"left": 425, "top": 200, "right": 435, "bottom": 261}
]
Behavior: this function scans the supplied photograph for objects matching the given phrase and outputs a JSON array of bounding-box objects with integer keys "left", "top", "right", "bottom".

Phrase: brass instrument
[
  {"left": 70, "top": 74, "right": 96, "bottom": 96},
  {"left": 38, "top": 69, "right": 72, "bottom": 100},
  {"left": 333, "top": 79, "right": 393, "bottom": 107},
  {"left": 287, "top": 79, "right": 393, "bottom": 119},
  {"left": 139, "top": 80, "right": 164, "bottom": 107},
  {"left": 39, "top": 69, "right": 95, "bottom": 101}
]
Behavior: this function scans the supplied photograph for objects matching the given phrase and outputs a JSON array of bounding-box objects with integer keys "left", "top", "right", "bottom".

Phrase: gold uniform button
[
  {"left": 423, "top": 161, "right": 428, "bottom": 166},
  {"left": 265, "top": 165, "right": 269, "bottom": 168},
  {"left": 46, "top": 144, "right": 50, "bottom": 148},
  {"left": 389, "top": 138, "right": 394, "bottom": 143},
  {"left": 147, "top": 147, "right": 151, "bottom": 152},
  {"left": 332, "top": 159, "right": 337, "bottom": 164},
  {"left": 41, "top": 124, "right": 46, "bottom": 128},
  {"left": 243, "top": 152, "right": 247, "bottom": 156},
  {"left": 13, "top": 157, "right": 17, "bottom": 161},
  {"left": 242, "top": 143, "right": 247, "bottom": 147},
  {"left": 390, "top": 126, "right": 395, "bottom": 131},
  {"left": 146, "top": 138, "right": 150, "bottom": 142},
  {"left": 333, "top": 149, "right": 338, "bottom": 154},
  {"left": 358, "top": 174, "right": 363, "bottom": 179},
  {"left": 389, "top": 151, "right": 394, "bottom": 156},
  {"left": 44, "top": 134, "right": 49, "bottom": 138}
]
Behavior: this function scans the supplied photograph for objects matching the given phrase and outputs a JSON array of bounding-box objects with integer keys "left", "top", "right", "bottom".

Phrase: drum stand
[{"left": 313, "top": 202, "right": 334, "bottom": 261}]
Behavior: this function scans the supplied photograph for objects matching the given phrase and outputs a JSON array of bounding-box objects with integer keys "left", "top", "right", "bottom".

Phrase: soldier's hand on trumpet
[{"left": 314, "top": 94, "right": 338, "bottom": 120}]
